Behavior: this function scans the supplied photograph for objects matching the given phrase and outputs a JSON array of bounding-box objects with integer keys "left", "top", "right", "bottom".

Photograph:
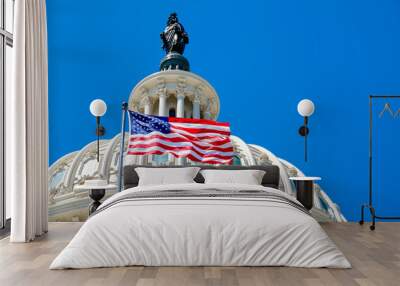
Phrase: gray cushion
[{"left": 123, "top": 164, "right": 280, "bottom": 190}]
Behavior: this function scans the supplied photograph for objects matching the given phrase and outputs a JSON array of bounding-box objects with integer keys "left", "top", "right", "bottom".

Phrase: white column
[
  {"left": 193, "top": 94, "right": 201, "bottom": 119},
  {"left": 158, "top": 93, "right": 167, "bottom": 116},
  {"left": 143, "top": 96, "right": 151, "bottom": 115},
  {"left": 157, "top": 79, "right": 167, "bottom": 116},
  {"left": 176, "top": 93, "right": 185, "bottom": 118},
  {"left": 204, "top": 98, "right": 212, "bottom": 119}
]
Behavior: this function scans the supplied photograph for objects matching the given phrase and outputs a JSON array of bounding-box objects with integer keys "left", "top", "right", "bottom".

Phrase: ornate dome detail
[{"left": 49, "top": 133, "right": 346, "bottom": 222}]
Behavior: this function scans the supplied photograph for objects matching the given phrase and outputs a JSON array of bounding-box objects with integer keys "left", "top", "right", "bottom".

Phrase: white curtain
[{"left": 6, "top": 0, "right": 48, "bottom": 242}]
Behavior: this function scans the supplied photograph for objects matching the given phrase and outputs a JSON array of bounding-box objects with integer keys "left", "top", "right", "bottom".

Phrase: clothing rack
[{"left": 359, "top": 95, "right": 400, "bottom": 230}]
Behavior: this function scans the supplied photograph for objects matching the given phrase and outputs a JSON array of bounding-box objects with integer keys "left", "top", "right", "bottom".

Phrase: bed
[{"left": 50, "top": 165, "right": 350, "bottom": 269}]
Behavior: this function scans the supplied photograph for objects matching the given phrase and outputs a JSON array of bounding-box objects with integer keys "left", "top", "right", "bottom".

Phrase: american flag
[{"left": 127, "top": 111, "right": 234, "bottom": 165}]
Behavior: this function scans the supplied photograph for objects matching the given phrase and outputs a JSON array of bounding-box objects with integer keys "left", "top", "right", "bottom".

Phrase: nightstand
[
  {"left": 289, "top": 177, "right": 321, "bottom": 210},
  {"left": 75, "top": 180, "right": 117, "bottom": 215}
]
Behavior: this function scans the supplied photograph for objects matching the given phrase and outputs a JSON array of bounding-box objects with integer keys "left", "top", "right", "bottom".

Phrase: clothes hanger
[{"left": 379, "top": 102, "right": 394, "bottom": 118}]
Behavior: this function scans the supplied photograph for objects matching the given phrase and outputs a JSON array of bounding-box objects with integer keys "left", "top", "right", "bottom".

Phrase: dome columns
[
  {"left": 143, "top": 97, "right": 152, "bottom": 115},
  {"left": 192, "top": 89, "right": 201, "bottom": 119},
  {"left": 139, "top": 89, "right": 152, "bottom": 115},
  {"left": 176, "top": 78, "right": 186, "bottom": 118},
  {"left": 156, "top": 79, "right": 168, "bottom": 116},
  {"left": 158, "top": 93, "right": 168, "bottom": 116},
  {"left": 204, "top": 98, "right": 213, "bottom": 119},
  {"left": 176, "top": 93, "right": 185, "bottom": 117},
  {"left": 129, "top": 70, "right": 220, "bottom": 121}
]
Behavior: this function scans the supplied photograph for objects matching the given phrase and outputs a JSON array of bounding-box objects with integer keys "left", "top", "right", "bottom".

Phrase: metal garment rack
[{"left": 359, "top": 95, "right": 400, "bottom": 230}]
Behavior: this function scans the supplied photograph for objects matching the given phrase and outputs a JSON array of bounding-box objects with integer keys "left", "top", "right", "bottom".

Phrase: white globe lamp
[
  {"left": 90, "top": 99, "right": 107, "bottom": 117},
  {"left": 89, "top": 99, "right": 107, "bottom": 162},
  {"left": 297, "top": 99, "right": 315, "bottom": 117}
]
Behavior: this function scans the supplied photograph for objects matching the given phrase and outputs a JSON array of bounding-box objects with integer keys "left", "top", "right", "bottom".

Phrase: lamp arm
[
  {"left": 96, "top": 116, "right": 100, "bottom": 162},
  {"left": 304, "top": 116, "right": 309, "bottom": 162},
  {"left": 305, "top": 126, "right": 308, "bottom": 162}
]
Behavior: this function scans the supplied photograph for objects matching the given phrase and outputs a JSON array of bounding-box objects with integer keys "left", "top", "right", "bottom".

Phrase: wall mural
[{"left": 48, "top": 13, "right": 346, "bottom": 223}]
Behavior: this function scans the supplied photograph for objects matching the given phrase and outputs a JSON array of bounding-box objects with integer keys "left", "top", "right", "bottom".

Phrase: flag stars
[{"left": 129, "top": 111, "right": 171, "bottom": 135}]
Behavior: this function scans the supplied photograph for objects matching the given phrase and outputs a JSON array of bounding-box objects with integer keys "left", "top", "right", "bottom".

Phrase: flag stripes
[{"left": 127, "top": 111, "right": 233, "bottom": 165}]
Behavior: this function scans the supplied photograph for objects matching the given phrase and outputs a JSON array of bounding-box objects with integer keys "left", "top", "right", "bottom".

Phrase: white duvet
[{"left": 50, "top": 183, "right": 351, "bottom": 269}]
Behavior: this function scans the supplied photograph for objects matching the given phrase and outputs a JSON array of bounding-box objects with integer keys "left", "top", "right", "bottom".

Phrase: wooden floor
[{"left": 0, "top": 222, "right": 399, "bottom": 286}]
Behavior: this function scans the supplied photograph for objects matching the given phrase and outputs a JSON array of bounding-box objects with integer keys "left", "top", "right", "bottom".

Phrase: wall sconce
[
  {"left": 297, "top": 99, "right": 315, "bottom": 162},
  {"left": 90, "top": 99, "right": 107, "bottom": 162}
]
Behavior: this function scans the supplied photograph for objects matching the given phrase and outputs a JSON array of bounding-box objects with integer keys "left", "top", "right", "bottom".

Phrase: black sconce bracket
[
  {"left": 298, "top": 126, "right": 309, "bottom": 136},
  {"left": 96, "top": 116, "right": 106, "bottom": 136},
  {"left": 298, "top": 116, "right": 309, "bottom": 162},
  {"left": 298, "top": 116, "right": 309, "bottom": 136},
  {"left": 95, "top": 116, "right": 106, "bottom": 162},
  {"left": 96, "top": 125, "right": 106, "bottom": 136}
]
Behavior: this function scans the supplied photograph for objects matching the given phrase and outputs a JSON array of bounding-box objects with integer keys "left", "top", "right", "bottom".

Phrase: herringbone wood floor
[{"left": 0, "top": 222, "right": 399, "bottom": 286}]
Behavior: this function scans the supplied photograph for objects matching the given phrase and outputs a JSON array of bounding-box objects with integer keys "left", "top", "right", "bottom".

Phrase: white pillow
[
  {"left": 200, "top": 169, "right": 266, "bottom": 185},
  {"left": 135, "top": 167, "right": 201, "bottom": 186}
]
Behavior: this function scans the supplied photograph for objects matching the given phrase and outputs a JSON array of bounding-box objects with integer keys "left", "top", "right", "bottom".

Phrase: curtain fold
[{"left": 7, "top": 0, "right": 48, "bottom": 242}]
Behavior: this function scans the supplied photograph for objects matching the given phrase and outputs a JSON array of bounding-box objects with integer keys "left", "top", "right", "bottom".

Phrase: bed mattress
[{"left": 50, "top": 183, "right": 350, "bottom": 269}]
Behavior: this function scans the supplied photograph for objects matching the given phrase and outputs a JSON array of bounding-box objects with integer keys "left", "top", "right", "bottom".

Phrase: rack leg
[
  {"left": 370, "top": 207, "right": 376, "bottom": 231},
  {"left": 359, "top": 205, "right": 365, "bottom": 225}
]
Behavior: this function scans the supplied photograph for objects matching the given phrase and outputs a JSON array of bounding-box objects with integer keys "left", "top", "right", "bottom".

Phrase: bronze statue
[{"left": 160, "top": 13, "right": 189, "bottom": 55}]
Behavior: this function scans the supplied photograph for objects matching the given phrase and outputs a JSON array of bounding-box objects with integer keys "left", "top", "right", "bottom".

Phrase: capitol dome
[{"left": 48, "top": 69, "right": 346, "bottom": 223}]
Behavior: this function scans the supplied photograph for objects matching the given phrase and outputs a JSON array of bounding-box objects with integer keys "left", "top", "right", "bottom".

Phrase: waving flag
[{"left": 127, "top": 111, "right": 233, "bottom": 165}]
